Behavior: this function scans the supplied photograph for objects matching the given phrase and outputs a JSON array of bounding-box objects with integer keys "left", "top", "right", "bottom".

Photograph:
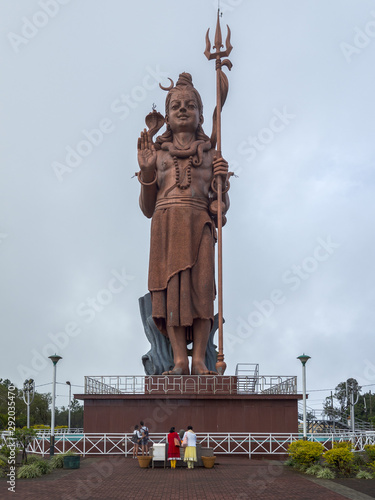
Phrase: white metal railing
[
  {"left": 297, "top": 402, "right": 375, "bottom": 433},
  {"left": 24, "top": 431, "right": 375, "bottom": 458},
  {"left": 35, "top": 428, "right": 84, "bottom": 435},
  {"left": 84, "top": 375, "right": 297, "bottom": 395},
  {"left": 0, "top": 429, "right": 84, "bottom": 448},
  {"left": 0, "top": 429, "right": 83, "bottom": 439},
  {"left": 258, "top": 376, "right": 297, "bottom": 394}
]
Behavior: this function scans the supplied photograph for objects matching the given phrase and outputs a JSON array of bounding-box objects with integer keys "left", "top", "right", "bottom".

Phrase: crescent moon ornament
[{"left": 159, "top": 78, "right": 174, "bottom": 91}]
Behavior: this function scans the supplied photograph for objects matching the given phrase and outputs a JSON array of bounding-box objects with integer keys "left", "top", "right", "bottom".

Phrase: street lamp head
[
  {"left": 48, "top": 354, "right": 62, "bottom": 365},
  {"left": 23, "top": 379, "right": 35, "bottom": 390},
  {"left": 297, "top": 354, "right": 311, "bottom": 366},
  {"left": 66, "top": 381, "right": 71, "bottom": 385}
]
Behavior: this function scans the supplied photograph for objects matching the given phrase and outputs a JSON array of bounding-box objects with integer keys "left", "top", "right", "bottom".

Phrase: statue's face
[{"left": 166, "top": 91, "right": 203, "bottom": 133}]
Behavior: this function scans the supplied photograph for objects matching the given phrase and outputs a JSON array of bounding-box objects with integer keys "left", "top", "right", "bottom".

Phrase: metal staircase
[{"left": 235, "top": 364, "right": 259, "bottom": 393}]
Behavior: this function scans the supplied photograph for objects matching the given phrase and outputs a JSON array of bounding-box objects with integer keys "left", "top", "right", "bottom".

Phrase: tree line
[
  {"left": 0, "top": 378, "right": 83, "bottom": 429},
  {"left": 323, "top": 378, "right": 375, "bottom": 425}
]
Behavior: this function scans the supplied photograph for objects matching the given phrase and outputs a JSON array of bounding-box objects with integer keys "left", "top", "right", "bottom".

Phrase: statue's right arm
[
  {"left": 137, "top": 130, "right": 158, "bottom": 218},
  {"left": 139, "top": 184, "right": 157, "bottom": 218}
]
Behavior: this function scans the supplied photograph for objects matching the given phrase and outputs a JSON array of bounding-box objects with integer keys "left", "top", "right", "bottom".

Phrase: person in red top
[{"left": 167, "top": 426, "right": 181, "bottom": 468}]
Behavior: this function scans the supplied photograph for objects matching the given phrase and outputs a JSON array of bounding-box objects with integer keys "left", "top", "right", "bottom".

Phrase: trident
[{"left": 205, "top": 10, "right": 233, "bottom": 375}]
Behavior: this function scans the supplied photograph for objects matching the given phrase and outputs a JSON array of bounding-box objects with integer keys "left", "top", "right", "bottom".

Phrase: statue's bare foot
[
  {"left": 162, "top": 364, "right": 189, "bottom": 375},
  {"left": 191, "top": 362, "right": 218, "bottom": 375}
]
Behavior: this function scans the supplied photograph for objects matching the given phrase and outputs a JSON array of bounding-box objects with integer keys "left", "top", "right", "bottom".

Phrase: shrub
[
  {"left": 352, "top": 452, "right": 366, "bottom": 467},
  {"left": 364, "top": 445, "right": 375, "bottom": 462},
  {"left": 13, "top": 428, "right": 37, "bottom": 464},
  {"left": 50, "top": 455, "right": 64, "bottom": 469},
  {"left": 316, "top": 467, "right": 336, "bottom": 479},
  {"left": 334, "top": 441, "right": 355, "bottom": 450},
  {"left": 62, "top": 450, "right": 78, "bottom": 458},
  {"left": 294, "top": 463, "right": 308, "bottom": 472},
  {"left": 35, "top": 460, "right": 51, "bottom": 475},
  {"left": 306, "top": 464, "right": 323, "bottom": 476},
  {"left": 0, "top": 458, "right": 7, "bottom": 477},
  {"left": 50, "top": 451, "right": 78, "bottom": 469},
  {"left": 284, "top": 458, "right": 296, "bottom": 467},
  {"left": 17, "top": 464, "right": 42, "bottom": 479},
  {"left": 0, "top": 443, "right": 20, "bottom": 459},
  {"left": 26, "top": 456, "right": 51, "bottom": 474},
  {"left": 356, "top": 470, "right": 373, "bottom": 479},
  {"left": 0, "top": 453, "right": 8, "bottom": 464},
  {"left": 288, "top": 440, "right": 324, "bottom": 466},
  {"left": 323, "top": 444, "right": 354, "bottom": 475}
]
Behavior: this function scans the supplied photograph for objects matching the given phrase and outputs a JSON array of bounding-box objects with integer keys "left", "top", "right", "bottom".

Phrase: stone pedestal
[{"left": 76, "top": 391, "right": 302, "bottom": 434}]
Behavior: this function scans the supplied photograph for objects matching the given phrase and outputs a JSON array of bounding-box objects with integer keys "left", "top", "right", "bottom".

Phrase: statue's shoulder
[
  {"left": 205, "top": 147, "right": 216, "bottom": 163},
  {"left": 156, "top": 148, "right": 169, "bottom": 160}
]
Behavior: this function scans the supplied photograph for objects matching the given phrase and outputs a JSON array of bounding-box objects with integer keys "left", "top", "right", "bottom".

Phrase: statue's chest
[
  {"left": 158, "top": 152, "right": 212, "bottom": 174},
  {"left": 156, "top": 151, "right": 213, "bottom": 194},
  {"left": 158, "top": 155, "right": 190, "bottom": 173}
]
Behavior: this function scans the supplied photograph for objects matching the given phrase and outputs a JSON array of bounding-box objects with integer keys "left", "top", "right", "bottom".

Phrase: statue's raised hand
[{"left": 137, "top": 129, "right": 157, "bottom": 173}]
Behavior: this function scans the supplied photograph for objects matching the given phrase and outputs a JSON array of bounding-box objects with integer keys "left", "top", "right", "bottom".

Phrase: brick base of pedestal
[{"left": 76, "top": 390, "right": 302, "bottom": 434}]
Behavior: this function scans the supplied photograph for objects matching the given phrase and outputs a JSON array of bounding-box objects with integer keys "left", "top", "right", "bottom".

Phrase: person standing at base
[
  {"left": 167, "top": 426, "right": 181, "bottom": 469},
  {"left": 132, "top": 424, "right": 141, "bottom": 458},
  {"left": 183, "top": 425, "right": 197, "bottom": 469},
  {"left": 140, "top": 420, "right": 149, "bottom": 456}
]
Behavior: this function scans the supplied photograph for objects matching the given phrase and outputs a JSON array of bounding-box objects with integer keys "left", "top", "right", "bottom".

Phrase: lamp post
[
  {"left": 346, "top": 380, "right": 359, "bottom": 433},
  {"left": 370, "top": 390, "right": 372, "bottom": 419},
  {"left": 297, "top": 354, "right": 310, "bottom": 440},
  {"left": 22, "top": 379, "right": 35, "bottom": 428},
  {"left": 48, "top": 354, "right": 62, "bottom": 456},
  {"left": 66, "top": 381, "right": 71, "bottom": 432}
]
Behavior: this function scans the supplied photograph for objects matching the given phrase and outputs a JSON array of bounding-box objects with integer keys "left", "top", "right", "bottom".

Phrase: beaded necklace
[{"left": 173, "top": 155, "right": 193, "bottom": 189}]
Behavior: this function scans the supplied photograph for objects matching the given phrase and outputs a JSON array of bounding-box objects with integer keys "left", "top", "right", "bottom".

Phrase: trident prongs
[{"left": 205, "top": 9, "right": 233, "bottom": 61}]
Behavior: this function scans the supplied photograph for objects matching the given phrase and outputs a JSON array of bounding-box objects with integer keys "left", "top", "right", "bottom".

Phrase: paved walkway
[{"left": 1, "top": 456, "right": 374, "bottom": 500}]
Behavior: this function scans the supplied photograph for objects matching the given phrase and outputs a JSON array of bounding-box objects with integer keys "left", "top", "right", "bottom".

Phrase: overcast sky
[{"left": 1, "top": 0, "right": 374, "bottom": 413}]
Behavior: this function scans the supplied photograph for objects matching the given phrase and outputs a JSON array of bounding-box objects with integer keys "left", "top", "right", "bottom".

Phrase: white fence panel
[{"left": 21, "top": 431, "right": 375, "bottom": 458}]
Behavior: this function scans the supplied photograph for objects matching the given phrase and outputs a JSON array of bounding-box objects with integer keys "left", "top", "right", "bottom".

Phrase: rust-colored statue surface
[{"left": 137, "top": 73, "right": 230, "bottom": 375}]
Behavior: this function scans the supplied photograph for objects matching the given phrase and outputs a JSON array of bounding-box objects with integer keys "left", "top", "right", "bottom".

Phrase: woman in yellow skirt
[{"left": 183, "top": 426, "right": 197, "bottom": 469}]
